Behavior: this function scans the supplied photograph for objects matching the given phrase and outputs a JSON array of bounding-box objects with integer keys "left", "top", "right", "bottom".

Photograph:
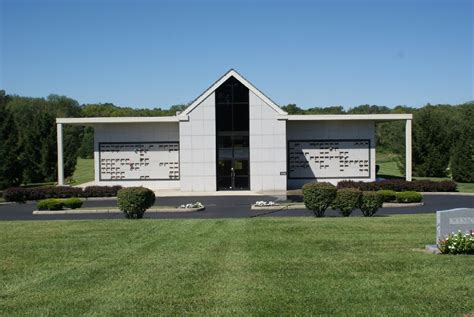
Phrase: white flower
[{"left": 254, "top": 200, "right": 279, "bottom": 207}]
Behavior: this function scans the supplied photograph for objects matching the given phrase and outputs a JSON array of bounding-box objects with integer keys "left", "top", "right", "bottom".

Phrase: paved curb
[
  {"left": 383, "top": 202, "right": 424, "bottom": 208},
  {"left": 33, "top": 209, "right": 121, "bottom": 215},
  {"left": 251, "top": 204, "right": 308, "bottom": 211},
  {"left": 251, "top": 205, "right": 284, "bottom": 211},
  {"left": 33, "top": 206, "right": 205, "bottom": 215},
  {"left": 421, "top": 192, "right": 474, "bottom": 196},
  {"left": 251, "top": 202, "right": 424, "bottom": 210}
]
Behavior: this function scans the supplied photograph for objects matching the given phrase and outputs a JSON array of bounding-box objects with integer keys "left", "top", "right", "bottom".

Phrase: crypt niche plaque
[
  {"left": 288, "top": 139, "right": 371, "bottom": 179},
  {"left": 99, "top": 142, "right": 179, "bottom": 181}
]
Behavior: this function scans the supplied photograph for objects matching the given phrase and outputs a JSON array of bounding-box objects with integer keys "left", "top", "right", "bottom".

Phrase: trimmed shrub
[
  {"left": 302, "top": 182, "right": 337, "bottom": 217},
  {"left": 62, "top": 197, "right": 83, "bottom": 209},
  {"left": 82, "top": 186, "right": 122, "bottom": 198},
  {"left": 377, "top": 190, "right": 397, "bottom": 202},
  {"left": 37, "top": 198, "right": 64, "bottom": 211},
  {"left": 331, "top": 188, "right": 362, "bottom": 217},
  {"left": 438, "top": 231, "right": 474, "bottom": 255},
  {"left": 45, "top": 186, "right": 83, "bottom": 198},
  {"left": 395, "top": 191, "right": 423, "bottom": 203},
  {"left": 3, "top": 185, "right": 123, "bottom": 202},
  {"left": 3, "top": 187, "right": 29, "bottom": 203},
  {"left": 337, "top": 179, "right": 457, "bottom": 192},
  {"left": 27, "top": 186, "right": 83, "bottom": 200},
  {"left": 359, "top": 192, "right": 383, "bottom": 217},
  {"left": 117, "top": 187, "right": 155, "bottom": 219}
]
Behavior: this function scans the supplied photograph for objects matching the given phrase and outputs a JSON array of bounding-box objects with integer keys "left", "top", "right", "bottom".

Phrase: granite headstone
[{"left": 436, "top": 208, "right": 474, "bottom": 243}]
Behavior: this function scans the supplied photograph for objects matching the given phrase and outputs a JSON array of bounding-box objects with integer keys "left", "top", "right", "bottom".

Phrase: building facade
[{"left": 57, "top": 69, "right": 413, "bottom": 192}]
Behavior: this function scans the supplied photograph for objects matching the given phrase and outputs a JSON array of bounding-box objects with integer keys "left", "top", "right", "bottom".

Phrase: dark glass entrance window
[{"left": 215, "top": 77, "right": 250, "bottom": 190}]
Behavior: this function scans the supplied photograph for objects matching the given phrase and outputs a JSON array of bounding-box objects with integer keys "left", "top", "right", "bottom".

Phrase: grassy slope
[
  {"left": 376, "top": 151, "right": 402, "bottom": 177},
  {"left": 70, "top": 158, "right": 94, "bottom": 185},
  {"left": 376, "top": 150, "right": 474, "bottom": 192},
  {"left": 1, "top": 216, "right": 473, "bottom": 315}
]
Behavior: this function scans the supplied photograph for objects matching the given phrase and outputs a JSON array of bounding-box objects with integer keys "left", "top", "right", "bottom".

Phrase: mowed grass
[
  {"left": 70, "top": 158, "right": 94, "bottom": 185},
  {"left": 376, "top": 151, "right": 474, "bottom": 192},
  {"left": 1, "top": 216, "right": 473, "bottom": 315}
]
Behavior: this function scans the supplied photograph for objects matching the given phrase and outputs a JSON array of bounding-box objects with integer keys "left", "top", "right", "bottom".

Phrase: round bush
[
  {"left": 331, "top": 188, "right": 362, "bottom": 217},
  {"left": 37, "top": 198, "right": 64, "bottom": 211},
  {"left": 359, "top": 192, "right": 383, "bottom": 217},
  {"left": 117, "top": 187, "right": 155, "bottom": 219},
  {"left": 302, "top": 182, "right": 337, "bottom": 217},
  {"left": 62, "top": 198, "right": 83, "bottom": 209},
  {"left": 377, "top": 190, "right": 397, "bottom": 202},
  {"left": 395, "top": 191, "right": 423, "bottom": 203}
]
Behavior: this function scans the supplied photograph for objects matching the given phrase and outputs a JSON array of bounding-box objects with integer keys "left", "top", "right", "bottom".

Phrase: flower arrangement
[
  {"left": 438, "top": 231, "right": 474, "bottom": 255},
  {"left": 178, "top": 202, "right": 204, "bottom": 209},
  {"left": 254, "top": 201, "right": 279, "bottom": 207}
]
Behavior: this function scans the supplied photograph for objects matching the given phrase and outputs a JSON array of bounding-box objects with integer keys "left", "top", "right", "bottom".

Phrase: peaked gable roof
[{"left": 181, "top": 69, "right": 287, "bottom": 116}]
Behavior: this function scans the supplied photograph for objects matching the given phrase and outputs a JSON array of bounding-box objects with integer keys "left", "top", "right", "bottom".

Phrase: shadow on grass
[{"left": 377, "top": 174, "right": 405, "bottom": 180}]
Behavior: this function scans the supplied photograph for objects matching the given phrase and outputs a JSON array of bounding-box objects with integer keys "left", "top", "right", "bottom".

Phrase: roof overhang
[
  {"left": 57, "top": 113, "right": 412, "bottom": 125},
  {"left": 56, "top": 116, "right": 184, "bottom": 126},
  {"left": 281, "top": 114, "right": 413, "bottom": 122}
]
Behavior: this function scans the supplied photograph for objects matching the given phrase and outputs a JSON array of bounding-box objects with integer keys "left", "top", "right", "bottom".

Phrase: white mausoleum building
[{"left": 57, "top": 69, "right": 413, "bottom": 192}]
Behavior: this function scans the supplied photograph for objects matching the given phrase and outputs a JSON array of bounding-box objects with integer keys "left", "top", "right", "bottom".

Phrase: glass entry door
[
  {"left": 215, "top": 76, "right": 250, "bottom": 190},
  {"left": 217, "top": 134, "right": 249, "bottom": 190}
]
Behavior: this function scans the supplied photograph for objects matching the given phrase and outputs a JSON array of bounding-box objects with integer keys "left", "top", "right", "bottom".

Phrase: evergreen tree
[
  {"left": 0, "top": 91, "right": 23, "bottom": 188},
  {"left": 450, "top": 105, "right": 474, "bottom": 182},
  {"left": 78, "top": 127, "right": 94, "bottom": 159},
  {"left": 18, "top": 105, "right": 48, "bottom": 183},
  {"left": 412, "top": 105, "right": 452, "bottom": 177}
]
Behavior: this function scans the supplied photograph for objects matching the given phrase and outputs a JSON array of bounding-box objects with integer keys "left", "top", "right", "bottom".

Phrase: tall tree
[
  {"left": 0, "top": 91, "right": 23, "bottom": 187},
  {"left": 412, "top": 105, "right": 453, "bottom": 177},
  {"left": 450, "top": 104, "right": 474, "bottom": 182},
  {"left": 78, "top": 127, "right": 94, "bottom": 159},
  {"left": 6, "top": 95, "right": 83, "bottom": 183}
]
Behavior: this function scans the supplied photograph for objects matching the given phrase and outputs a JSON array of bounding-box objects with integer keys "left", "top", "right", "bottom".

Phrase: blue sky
[{"left": 1, "top": 0, "right": 472, "bottom": 109}]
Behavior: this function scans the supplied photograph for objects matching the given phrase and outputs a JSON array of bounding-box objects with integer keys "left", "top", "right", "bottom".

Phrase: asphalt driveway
[{"left": 0, "top": 194, "right": 473, "bottom": 221}]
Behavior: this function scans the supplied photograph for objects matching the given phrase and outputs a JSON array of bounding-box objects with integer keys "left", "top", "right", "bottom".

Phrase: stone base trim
[{"left": 425, "top": 244, "right": 440, "bottom": 254}]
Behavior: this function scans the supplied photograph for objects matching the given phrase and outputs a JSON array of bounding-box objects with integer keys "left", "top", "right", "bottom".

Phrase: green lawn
[
  {"left": 376, "top": 150, "right": 474, "bottom": 192},
  {"left": 70, "top": 158, "right": 94, "bottom": 185},
  {"left": 378, "top": 161, "right": 399, "bottom": 177},
  {"left": 1, "top": 216, "right": 472, "bottom": 315}
]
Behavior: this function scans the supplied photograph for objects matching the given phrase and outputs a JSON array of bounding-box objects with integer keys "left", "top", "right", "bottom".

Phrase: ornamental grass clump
[
  {"left": 438, "top": 231, "right": 474, "bottom": 255},
  {"left": 331, "top": 188, "right": 362, "bottom": 217},
  {"left": 302, "top": 182, "right": 337, "bottom": 217},
  {"left": 359, "top": 191, "right": 383, "bottom": 217},
  {"left": 117, "top": 187, "right": 155, "bottom": 219}
]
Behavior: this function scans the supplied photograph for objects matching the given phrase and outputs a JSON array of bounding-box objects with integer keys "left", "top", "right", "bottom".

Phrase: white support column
[
  {"left": 405, "top": 119, "right": 412, "bottom": 181},
  {"left": 57, "top": 123, "right": 64, "bottom": 185}
]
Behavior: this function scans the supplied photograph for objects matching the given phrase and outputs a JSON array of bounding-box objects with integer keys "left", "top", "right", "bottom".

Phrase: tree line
[
  {"left": 0, "top": 90, "right": 187, "bottom": 188},
  {"left": 0, "top": 89, "right": 472, "bottom": 189}
]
